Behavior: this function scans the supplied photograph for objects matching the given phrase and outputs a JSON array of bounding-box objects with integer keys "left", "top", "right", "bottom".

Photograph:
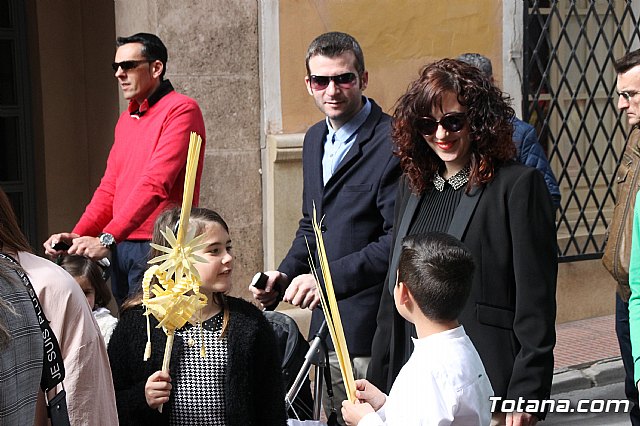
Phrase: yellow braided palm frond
[
  {"left": 148, "top": 227, "right": 209, "bottom": 283},
  {"left": 142, "top": 222, "right": 210, "bottom": 326},
  {"left": 141, "top": 132, "right": 207, "bottom": 367},
  {"left": 308, "top": 202, "right": 356, "bottom": 402}
]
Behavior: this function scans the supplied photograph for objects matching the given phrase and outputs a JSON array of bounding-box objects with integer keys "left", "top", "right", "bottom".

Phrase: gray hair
[{"left": 456, "top": 53, "right": 493, "bottom": 78}]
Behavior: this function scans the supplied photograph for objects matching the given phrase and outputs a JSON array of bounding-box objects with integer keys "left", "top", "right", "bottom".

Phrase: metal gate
[{"left": 523, "top": 0, "right": 640, "bottom": 261}]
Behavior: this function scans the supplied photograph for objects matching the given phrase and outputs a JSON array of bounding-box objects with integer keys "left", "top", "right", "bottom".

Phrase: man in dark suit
[{"left": 250, "top": 31, "right": 401, "bottom": 424}]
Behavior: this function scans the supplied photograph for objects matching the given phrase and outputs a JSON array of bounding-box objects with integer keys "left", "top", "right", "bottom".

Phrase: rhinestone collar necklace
[{"left": 433, "top": 165, "right": 470, "bottom": 192}]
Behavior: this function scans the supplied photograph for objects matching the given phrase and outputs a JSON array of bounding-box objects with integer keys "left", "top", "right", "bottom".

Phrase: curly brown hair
[{"left": 393, "top": 59, "right": 516, "bottom": 194}]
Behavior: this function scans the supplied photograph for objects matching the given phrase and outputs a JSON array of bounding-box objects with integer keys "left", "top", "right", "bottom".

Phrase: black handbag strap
[{"left": 0, "top": 253, "right": 66, "bottom": 392}]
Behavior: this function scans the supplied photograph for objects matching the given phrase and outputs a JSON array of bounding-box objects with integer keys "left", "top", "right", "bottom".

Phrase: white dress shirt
[
  {"left": 322, "top": 97, "right": 371, "bottom": 185},
  {"left": 359, "top": 326, "right": 493, "bottom": 426}
]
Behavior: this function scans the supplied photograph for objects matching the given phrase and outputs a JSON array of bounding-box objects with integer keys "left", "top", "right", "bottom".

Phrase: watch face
[{"left": 100, "top": 233, "right": 115, "bottom": 247}]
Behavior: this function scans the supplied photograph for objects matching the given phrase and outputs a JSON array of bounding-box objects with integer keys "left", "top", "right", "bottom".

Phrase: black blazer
[
  {"left": 368, "top": 163, "right": 557, "bottom": 418},
  {"left": 279, "top": 98, "right": 401, "bottom": 356}
]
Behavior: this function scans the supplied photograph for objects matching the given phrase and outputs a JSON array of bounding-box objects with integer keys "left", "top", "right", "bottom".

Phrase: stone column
[{"left": 114, "top": 0, "right": 262, "bottom": 298}]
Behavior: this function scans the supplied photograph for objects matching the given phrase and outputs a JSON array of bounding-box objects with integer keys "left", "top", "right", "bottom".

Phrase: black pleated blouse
[{"left": 408, "top": 182, "right": 465, "bottom": 236}]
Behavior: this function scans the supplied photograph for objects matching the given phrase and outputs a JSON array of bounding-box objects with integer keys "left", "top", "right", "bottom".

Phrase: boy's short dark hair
[{"left": 397, "top": 232, "right": 474, "bottom": 322}]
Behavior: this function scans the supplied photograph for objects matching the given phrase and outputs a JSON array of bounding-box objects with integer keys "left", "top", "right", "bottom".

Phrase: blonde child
[
  {"left": 59, "top": 255, "right": 118, "bottom": 345},
  {"left": 107, "top": 207, "right": 287, "bottom": 425},
  {"left": 342, "top": 232, "right": 493, "bottom": 425}
]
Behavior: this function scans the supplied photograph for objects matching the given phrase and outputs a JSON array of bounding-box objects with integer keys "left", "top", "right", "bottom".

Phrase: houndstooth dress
[{"left": 169, "top": 312, "right": 227, "bottom": 425}]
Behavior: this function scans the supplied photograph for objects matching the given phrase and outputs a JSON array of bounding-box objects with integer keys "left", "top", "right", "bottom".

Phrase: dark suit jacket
[
  {"left": 368, "top": 163, "right": 557, "bottom": 418},
  {"left": 279, "top": 98, "right": 401, "bottom": 356}
]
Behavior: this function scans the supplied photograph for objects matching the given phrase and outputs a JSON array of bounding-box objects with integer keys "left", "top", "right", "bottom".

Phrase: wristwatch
[{"left": 98, "top": 232, "right": 116, "bottom": 248}]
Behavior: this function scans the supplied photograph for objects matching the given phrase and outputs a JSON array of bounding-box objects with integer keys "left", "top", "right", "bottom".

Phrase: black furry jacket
[{"left": 108, "top": 296, "right": 287, "bottom": 425}]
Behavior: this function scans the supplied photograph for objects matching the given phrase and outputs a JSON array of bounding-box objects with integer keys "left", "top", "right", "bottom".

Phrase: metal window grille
[{"left": 523, "top": 0, "right": 640, "bottom": 261}]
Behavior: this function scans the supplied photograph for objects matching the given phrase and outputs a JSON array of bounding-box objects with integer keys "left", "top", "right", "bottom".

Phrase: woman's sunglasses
[
  {"left": 414, "top": 112, "right": 467, "bottom": 136},
  {"left": 309, "top": 73, "right": 357, "bottom": 90}
]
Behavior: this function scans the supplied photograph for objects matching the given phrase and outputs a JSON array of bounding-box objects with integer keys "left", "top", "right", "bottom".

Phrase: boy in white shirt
[{"left": 342, "top": 232, "right": 493, "bottom": 425}]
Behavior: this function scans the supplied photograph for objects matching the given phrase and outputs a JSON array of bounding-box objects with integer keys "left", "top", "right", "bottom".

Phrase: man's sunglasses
[
  {"left": 111, "top": 59, "right": 153, "bottom": 72},
  {"left": 309, "top": 72, "right": 357, "bottom": 90},
  {"left": 414, "top": 112, "right": 467, "bottom": 136}
]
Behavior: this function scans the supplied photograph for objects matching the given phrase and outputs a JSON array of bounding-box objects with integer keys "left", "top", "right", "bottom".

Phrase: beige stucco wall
[
  {"left": 278, "top": 0, "right": 504, "bottom": 133},
  {"left": 557, "top": 260, "right": 617, "bottom": 323}
]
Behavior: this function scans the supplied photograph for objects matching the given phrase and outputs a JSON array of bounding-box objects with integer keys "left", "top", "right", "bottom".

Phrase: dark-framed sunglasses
[
  {"left": 414, "top": 112, "right": 467, "bottom": 136},
  {"left": 111, "top": 59, "right": 153, "bottom": 72},
  {"left": 309, "top": 72, "right": 357, "bottom": 90}
]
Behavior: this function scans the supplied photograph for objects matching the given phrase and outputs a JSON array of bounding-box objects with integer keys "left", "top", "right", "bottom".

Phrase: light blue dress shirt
[{"left": 322, "top": 98, "right": 372, "bottom": 185}]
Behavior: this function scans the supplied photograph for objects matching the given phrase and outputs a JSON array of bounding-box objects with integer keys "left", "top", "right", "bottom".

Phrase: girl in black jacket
[{"left": 108, "top": 207, "right": 287, "bottom": 425}]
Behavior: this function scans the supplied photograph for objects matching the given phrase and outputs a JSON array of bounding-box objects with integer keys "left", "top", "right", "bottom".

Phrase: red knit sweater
[{"left": 73, "top": 89, "right": 206, "bottom": 241}]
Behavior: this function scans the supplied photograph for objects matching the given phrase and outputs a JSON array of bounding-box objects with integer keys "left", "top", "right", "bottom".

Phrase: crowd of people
[{"left": 3, "top": 26, "right": 639, "bottom": 426}]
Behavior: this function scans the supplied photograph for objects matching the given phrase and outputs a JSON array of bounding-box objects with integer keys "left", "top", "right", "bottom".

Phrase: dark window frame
[{"left": 0, "top": 0, "right": 37, "bottom": 245}]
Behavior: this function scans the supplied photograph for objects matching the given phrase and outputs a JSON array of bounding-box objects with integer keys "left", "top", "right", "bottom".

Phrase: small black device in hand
[
  {"left": 52, "top": 241, "right": 71, "bottom": 251},
  {"left": 251, "top": 272, "right": 269, "bottom": 290}
]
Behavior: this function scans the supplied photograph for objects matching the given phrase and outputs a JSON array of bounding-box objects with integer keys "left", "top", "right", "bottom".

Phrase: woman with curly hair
[{"left": 368, "top": 59, "right": 557, "bottom": 426}]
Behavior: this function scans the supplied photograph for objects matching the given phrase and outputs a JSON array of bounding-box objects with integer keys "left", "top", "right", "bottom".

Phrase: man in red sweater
[{"left": 44, "top": 33, "right": 206, "bottom": 305}]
